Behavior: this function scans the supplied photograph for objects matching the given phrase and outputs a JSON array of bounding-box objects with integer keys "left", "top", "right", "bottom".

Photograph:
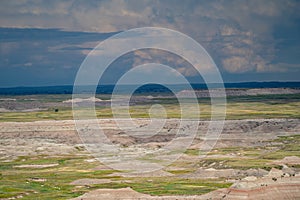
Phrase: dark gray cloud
[
  {"left": 0, "top": 28, "right": 116, "bottom": 86},
  {"left": 0, "top": 0, "right": 299, "bottom": 86}
]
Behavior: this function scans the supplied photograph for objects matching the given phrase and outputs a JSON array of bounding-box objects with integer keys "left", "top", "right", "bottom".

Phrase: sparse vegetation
[
  {"left": 1, "top": 93, "right": 300, "bottom": 122},
  {"left": 0, "top": 93, "right": 300, "bottom": 199},
  {"left": 1, "top": 133, "right": 299, "bottom": 198},
  {"left": 0, "top": 154, "right": 231, "bottom": 199}
]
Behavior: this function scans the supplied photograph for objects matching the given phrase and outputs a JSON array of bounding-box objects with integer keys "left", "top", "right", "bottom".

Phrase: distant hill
[{"left": 0, "top": 82, "right": 300, "bottom": 95}]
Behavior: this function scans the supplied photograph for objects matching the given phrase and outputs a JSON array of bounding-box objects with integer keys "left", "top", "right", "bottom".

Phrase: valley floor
[{"left": 0, "top": 118, "right": 299, "bottom": 199}]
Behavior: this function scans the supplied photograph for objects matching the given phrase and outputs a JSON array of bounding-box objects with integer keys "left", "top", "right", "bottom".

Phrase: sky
[{"left": 0, "top": 0, "right": 299, "bottom": 87}]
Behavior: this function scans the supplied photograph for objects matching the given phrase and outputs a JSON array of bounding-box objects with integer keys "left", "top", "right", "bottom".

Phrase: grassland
[
  {"left": 0, "top": 154, "right": 231, "bottom": 199},
  {"left": 0, "top": 93, "right": 299, "bottom": 199},
  {"left": 0, "top": 93, "right": 300, "bottom": 122},
  {"left": 0, "top": 134, "right": 299, "bottom": 199},
  {"left": 185, "top": 135, "right": 300, "bottom": 170}
]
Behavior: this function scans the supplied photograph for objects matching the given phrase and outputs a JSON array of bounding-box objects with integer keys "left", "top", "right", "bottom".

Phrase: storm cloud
[{"left": 0, "top": 0, "right": 299, "bottom": 86}]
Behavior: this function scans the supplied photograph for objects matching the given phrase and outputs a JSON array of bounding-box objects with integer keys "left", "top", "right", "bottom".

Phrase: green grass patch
[
  {"left": 93, "top": 178, "right": 231, "bottom": 196},
  {"left": 0, "top": 154, "right": 232, "bottom": 199},
  {"left": 1, "top": 93, "right": 300, "bottom": 121},
  {"left": 0, "top": 155, "right": 119, "bottom": 199}
]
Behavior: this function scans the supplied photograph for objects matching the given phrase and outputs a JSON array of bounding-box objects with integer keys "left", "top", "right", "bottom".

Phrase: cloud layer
[{"left": 0, "top": 0, "right": 299, "bottom": 86}]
